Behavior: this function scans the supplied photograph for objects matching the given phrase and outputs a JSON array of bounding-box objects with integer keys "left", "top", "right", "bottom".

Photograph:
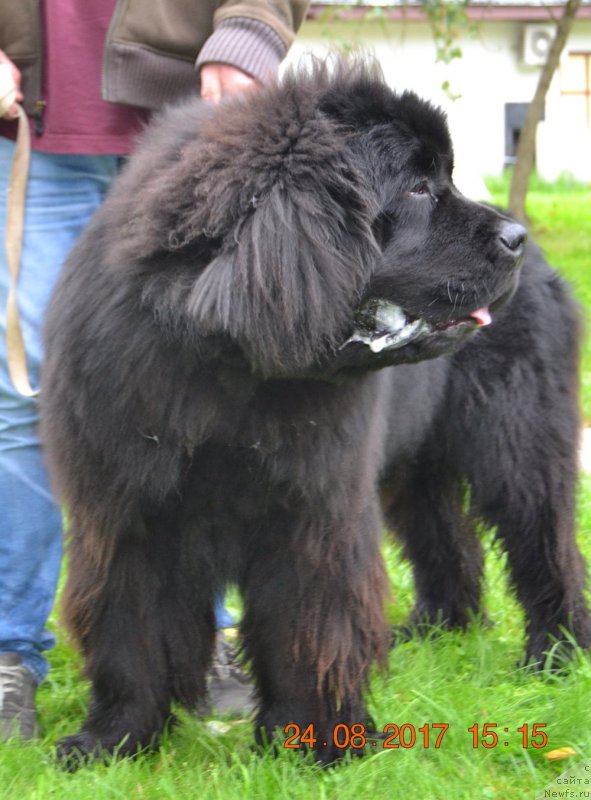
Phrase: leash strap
[{"left": 4, "top": 104, "right": 37, "bottom": 397}]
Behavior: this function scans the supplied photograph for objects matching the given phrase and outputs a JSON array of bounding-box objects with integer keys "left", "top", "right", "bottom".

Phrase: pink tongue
[{"left": 470, "top": 307, "right": 492, "bottom": 327}]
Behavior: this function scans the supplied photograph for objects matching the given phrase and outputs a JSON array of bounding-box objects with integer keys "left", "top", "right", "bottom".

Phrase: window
[
  {"left": 504, "top": 103, "right": 545, "bottom": 167},
  {"left": 561, "top": 52, "right": 591, "bottom": 126}
]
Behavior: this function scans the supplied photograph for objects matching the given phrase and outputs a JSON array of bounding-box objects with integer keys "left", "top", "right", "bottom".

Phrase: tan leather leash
[{"left": 1, "top": 72, "right": 37, "bottom": 397}]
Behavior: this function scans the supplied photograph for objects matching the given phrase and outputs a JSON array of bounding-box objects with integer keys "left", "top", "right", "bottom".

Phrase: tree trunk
[{"left": 508, "top": 0, "right": 582, "bottom": 222}]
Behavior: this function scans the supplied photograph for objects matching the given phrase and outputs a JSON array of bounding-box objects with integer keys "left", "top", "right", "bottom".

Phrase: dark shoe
[
  {"left": 200, "top": 632, "right": 256, "bottom": 718},
  {"left": 0, "top": 653, "right": 38, "bottom": 741}
]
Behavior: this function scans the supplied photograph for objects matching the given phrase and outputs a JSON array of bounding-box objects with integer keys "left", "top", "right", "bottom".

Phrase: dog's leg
[
  {"left": 457, "top": 362, "right": 591, "bottom": 663},
  {"left": 57, "top": 509, "right": 215, "bottom": 767},
  {"left": 239, "top": 504, "right": 389, "bottom": 764},
  {"left": 382, "top": 462, "right": 484, "bottom": 634},
  {"left": 471, "top": 453, "right": 591, "bottom": 666}
]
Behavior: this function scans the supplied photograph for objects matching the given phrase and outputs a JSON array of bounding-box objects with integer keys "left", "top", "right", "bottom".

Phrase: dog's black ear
[
  {"left": 188, "top": 176, "right": 378, "bottom": 375},
  {"left": 109, "top": 87, "right": 378, "bottom": 376},
  {"left": 176, "top": 93, "right": 379, "bottom": 376}
]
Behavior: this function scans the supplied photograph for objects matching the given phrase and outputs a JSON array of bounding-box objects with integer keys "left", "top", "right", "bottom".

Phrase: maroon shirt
[{"left": 2, "top": 0, "right": 151, "bottom": 154}]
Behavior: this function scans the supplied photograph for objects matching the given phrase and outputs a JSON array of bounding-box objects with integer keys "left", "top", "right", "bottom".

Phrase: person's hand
[
  {"left": 0, "top": 49, "right": 23, "bottom": 119},
  {"left": 200, "top": 63, "right": 257, "bottom": 104}
]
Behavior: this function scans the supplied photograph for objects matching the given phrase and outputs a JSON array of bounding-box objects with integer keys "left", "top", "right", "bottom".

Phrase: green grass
[
  {"left": 486, "top": 172, "right": 591, "bottom": 421},
  {"left": 3, "top": 177, "right": 591, "bottom": 798},
  {"left": 5, "top": 494, "right": 591, "bottom": 800}
]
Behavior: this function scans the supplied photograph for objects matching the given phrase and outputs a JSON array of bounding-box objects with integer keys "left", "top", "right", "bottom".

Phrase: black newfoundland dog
[{"left": 41, "top": 60, "right": 591, "bottom": 764}]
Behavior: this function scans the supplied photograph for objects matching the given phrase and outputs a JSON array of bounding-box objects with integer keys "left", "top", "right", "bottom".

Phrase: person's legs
[
  {"left": 208, "top": 596, "right": 256, "bottom": 718},
  {"left": 0, "top": 141, "right": 119, "bottom": 738}
]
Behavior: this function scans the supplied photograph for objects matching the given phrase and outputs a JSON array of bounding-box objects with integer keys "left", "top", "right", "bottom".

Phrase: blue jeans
[
  {"left": 0, "top": 141, "right": 121, "bottom": 683},
  {"left": 0, "top": 140, "right": 231, "bottom": 684}
]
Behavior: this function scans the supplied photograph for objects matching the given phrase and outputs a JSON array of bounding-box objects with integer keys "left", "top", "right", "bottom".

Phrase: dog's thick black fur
[{"left": 41, "top": 60, "right": 591, "bottom": 765}]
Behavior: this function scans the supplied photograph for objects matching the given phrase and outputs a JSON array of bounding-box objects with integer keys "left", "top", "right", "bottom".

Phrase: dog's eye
[
  {"left": 408, "top": 181, "right": 430, "bottom": 196},
  {"left": 407, "top": 182, "right": 438, "bottom": 205}
]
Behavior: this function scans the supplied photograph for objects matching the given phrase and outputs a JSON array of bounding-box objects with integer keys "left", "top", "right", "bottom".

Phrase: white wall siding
[{"left": 284, "top": 17, "right": 591, "bottom": 188}]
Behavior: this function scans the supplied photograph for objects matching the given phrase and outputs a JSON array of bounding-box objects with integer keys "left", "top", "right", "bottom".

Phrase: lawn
[{"left": 2, "top": 177, "right": 591, "bottom": 799}]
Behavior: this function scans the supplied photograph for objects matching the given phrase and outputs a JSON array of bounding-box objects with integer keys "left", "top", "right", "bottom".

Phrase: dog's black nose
[{"left": 499, "top": 220, "right": 527, "bottom": 256}]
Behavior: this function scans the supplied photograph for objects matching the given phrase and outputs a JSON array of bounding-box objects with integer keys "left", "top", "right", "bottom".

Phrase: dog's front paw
[
  {"left": 56, "top": 731, "right": 105, "bottom": 770},
  {"left": 56, "top": 727, "right": 150, "bottom": 770}
]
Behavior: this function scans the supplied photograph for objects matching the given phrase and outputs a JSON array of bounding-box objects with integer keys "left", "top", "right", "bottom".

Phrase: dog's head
[
  {"left": 127, "top": 59, "right": 524, "bottom": 378},
  {"left": 318, "top": 69, "right": 526, "bottom": 372}
]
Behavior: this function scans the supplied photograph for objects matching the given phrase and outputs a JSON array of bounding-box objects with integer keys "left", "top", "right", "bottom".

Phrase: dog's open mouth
[{"left": 342, "top": 299, "right": 492, "bottom": 353}]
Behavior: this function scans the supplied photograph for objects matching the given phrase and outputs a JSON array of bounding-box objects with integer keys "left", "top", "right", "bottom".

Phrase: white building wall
[
  {"left": 284, "top": 17, "right": 591, "bottom": 190},
  {"left": 537, "top": 22, "right": 591, "bottom": 181}
]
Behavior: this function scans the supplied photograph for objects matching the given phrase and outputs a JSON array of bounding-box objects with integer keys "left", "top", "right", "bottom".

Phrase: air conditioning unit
[{"left": 522, "top": 24, "right": 555, "bottom": 66}]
